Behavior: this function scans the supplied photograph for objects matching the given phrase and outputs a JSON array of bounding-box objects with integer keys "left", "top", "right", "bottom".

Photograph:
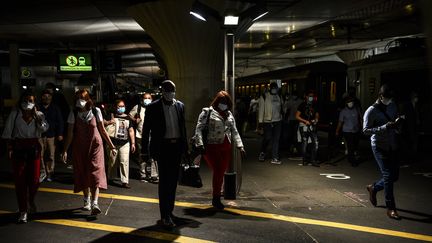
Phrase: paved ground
[{"left": 0, "top": 132, "right": 431, "bottom": 243}]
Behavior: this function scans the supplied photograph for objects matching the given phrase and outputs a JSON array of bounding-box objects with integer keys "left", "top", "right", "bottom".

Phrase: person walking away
[
  {"left": 296, "top": 90, "right": 320, "bottom": 167},
  {"left": 364, "top": 84, "right": 403, "bottom": 220},
  {"left": 106, "top": 100, "right": 135, "bottom": 188},
  {"left": 194, "top": 91, "right": 246, "bottom": 209},
  {"left": 258, "top": 82, "right": 283, "bottom": 164},
  {"left": 141, "top": 80, "right": 188, "bottom": 229},
  {"left": 61, "top": 89, "right": 117, "bottom": 216},
  {"left": 2, "top": 91, "right": 49, "bottom": 223},
  {"left": 129, "top": 93, "right": 158, "bottom": 182},
  {"left": 38, "top": 89, "right": 64, "bottom": 182},
  {"left": 336, "top": 97, "right": 362, "bottom": 166}
]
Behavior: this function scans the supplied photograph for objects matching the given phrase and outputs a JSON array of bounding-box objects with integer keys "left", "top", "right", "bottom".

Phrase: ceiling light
[
  {"left": 224, "top": 15, "right": 239, "bottom": 26},
  {"left": 190, "top": 0, "right": 221, "bottom": 22}
]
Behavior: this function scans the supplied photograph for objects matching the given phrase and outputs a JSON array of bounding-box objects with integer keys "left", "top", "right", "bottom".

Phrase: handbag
[{"left": 178, "top": 155, "right": 203, "bottom": 188}]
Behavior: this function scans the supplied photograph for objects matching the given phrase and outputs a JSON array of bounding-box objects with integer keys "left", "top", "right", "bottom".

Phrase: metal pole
[{"left": 224, "top": 30, "right": 238, "bottom": 200}]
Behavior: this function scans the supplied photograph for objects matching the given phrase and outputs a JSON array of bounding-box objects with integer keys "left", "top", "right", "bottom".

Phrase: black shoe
[
  {"left": 160, "top": 216, "right": 176, "bottom": 229},
  {"left": 366, "top": 184, "right": 377, "bottom": 207},
  {"left": 212, "top": 197, "right": 225, "bottom": 210}
]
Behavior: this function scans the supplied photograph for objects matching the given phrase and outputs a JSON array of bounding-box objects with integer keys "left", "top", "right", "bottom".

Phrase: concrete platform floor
[{"left": 0, "top": 133, "right": 431, "bottom": 242}]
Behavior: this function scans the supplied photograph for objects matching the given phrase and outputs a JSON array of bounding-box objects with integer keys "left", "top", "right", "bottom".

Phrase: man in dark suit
[{"left": 142, "top": 80, "right": 188, "bottom": 228}]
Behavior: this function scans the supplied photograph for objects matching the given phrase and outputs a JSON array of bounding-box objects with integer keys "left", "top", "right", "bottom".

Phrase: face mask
[
  {"left": 163, "top": 92, "right": 175, "bottom": 101},
  {"left": 21, "top": 102, "right": 35, "bottom": 111},
  {"left": 270, "top": 89, "right": 277, "bottom": 95},
  {"left": 413, "top": 97, "right": 418, "bottom": 103},
  {"left": 218, "top": 103, "right": 228, "bottom": 111},
  {"left": 76, "top": 99, "right": 87, "bottom": 108},
  {"left": 307, "top": 96, "right": 314, "bottom": 103},
  {"left": 117, "top": 107, "right": 126, "bottom": 114},
  {"left": 143, "top": 98, "right": 152, "bottom": 106},
  {"left": 381, "top": 97, "right": 391, "bottom": 105},
  {"left": 347, "top": 102, "right": 354, "bottom": 108}
]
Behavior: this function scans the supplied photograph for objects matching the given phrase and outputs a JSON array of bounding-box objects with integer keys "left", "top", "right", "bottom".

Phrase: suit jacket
[{"left": 141, "top": 98, "right": 188, "bottom": 160}]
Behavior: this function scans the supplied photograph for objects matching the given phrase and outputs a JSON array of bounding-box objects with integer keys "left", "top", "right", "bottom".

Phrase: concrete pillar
[
  {"left": 128, "top": 0, "right": 225, "bottom": 134},
  {"left": 9, "top": 43, "right": 20, "bottom": 100},
  {"left": 421, "top": 0, "right": 432, "bottom": 111}
]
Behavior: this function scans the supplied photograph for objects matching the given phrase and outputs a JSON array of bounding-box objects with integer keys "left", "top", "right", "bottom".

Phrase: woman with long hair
[
  {"left": 61, "top": 89, "right": 116, "bottom": 215},
  {"left": 2, "top": 91, "right": 49, "bottom": 223},
  {"left": 194, "top": 91, "right": 246, "bottom": 209}
]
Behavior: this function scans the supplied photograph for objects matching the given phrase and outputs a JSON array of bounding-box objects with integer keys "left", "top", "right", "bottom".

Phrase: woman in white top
[
  {"left": 194, "top": 91, "right": 246, "bottom": 209},
  {"left": 2, "top": 91, "right": 49, "bottom": 223}
]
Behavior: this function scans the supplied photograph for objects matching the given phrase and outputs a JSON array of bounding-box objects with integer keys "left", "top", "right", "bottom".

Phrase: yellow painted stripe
[
  {"left": 0, "top": 210, "right": 213, "bottom": 243},
  {"left": 1, "top": 184, "right": 432, "bottom": 242}
]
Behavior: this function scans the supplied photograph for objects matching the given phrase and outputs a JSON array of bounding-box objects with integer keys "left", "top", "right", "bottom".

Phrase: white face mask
[
  {"left": 381, "top": 97, "right": 392, "bottom": 105},
  {"left": 347, "top": 102, "right": 354, "bottom": 108},
  {"left": 21, "top": 102, "right": 35, "bottom": 111},
  {"left": 412, "top": 97, "right": 418, "bottom": 103},
  {"left": 76, "top": 99, "right": 87, "bottom": 108},
  {"left": 143, "top": 98, "right": 152, "bottom": 106},
  {"left": 218, "top": 103, "right": 228, "bottom": 111},
  {"left": 270, "top": 88, "right": 277, "bottom": 95},
  {"left": 307, "top": 96, "right": 314, "bottom": 103},
  {"left": 163, "top": 92, "right": 175, "bottom": 101}
]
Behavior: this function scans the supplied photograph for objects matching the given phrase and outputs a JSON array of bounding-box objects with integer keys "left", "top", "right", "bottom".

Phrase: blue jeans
[
  {"left": 371, "top": 146, "right": 399, "bottom": 209},
  {"left": 260, "top": 121, "right": 282, "bottom": 159},
  {"left": 299, "top": 125, "right": 318, "bottom": 163}
]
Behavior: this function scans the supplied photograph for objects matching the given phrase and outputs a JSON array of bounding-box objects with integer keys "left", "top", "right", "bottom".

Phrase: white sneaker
[
  {"left": 271, "top": 159, "right": 282, "bottom": 165},
  {"left": 18, "top": 212, "right": 27, "bottom": 223},
  {"left": 83, "top": 199, "right": 91, "bottom": 211},
  {"left": 39, "top": 172, "right": 47, "bottom": 183},
  {"left": 91, "top": 203, "right": 101, "bottom": 215},
  {"left": 258, "top": 152, "right": 265, "bottom": 162}
]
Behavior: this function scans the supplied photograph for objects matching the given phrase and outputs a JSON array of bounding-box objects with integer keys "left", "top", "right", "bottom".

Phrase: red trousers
[
  {"left": 12, "top": 138, "right": 41, "bottom": 212},
  {"left": 203, "top": 137, "right": 231, "bottom": 197}
]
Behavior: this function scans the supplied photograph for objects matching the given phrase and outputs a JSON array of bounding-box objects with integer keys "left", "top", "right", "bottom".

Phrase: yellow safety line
[
  {"left": 1, "top": 183, "right": 432, "bottom": 242},
  {"left": 0, "top": 210, "right": 213, "bottom": 243}
]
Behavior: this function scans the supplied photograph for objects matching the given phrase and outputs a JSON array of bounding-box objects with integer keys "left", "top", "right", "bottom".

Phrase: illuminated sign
[{"left": 58, "top": 53, "right": 93, "bottom": 72}]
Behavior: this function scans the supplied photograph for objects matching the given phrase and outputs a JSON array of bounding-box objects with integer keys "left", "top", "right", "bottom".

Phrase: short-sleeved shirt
[
  {"left": 339, "top": 107, "right": 361, "bottom": 133},
  {"left": 297, "top": 102, "right": 318, "bottom": 122},
  {"left": 67, "top": 107, "right": 103, "bottom": 124}
]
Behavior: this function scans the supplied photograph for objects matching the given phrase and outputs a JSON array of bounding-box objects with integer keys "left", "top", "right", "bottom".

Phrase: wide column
[{"left": 128, "top": 0, "right": 225, "bottom": 134}]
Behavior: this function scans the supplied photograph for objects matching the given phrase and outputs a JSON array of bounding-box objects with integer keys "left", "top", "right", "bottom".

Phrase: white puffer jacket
[{"left": 194, "top": 107, "right": 243, "bottom": 148}]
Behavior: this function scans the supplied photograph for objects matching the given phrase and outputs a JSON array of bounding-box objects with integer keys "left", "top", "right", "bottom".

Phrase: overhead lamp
[
  {"left": 240, "top": 3, "right": 268, "bottom": 22},
  {"left": 190, "top": 0, "right": 221, "bottom": 22},
  {"left": 224, "top": 15, "right": 239, "bottom": 26}
]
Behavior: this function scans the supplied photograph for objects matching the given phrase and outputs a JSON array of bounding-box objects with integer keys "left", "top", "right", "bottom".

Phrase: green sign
[{"left": 58, "top": 53, "right": 93, "bottom": 72}]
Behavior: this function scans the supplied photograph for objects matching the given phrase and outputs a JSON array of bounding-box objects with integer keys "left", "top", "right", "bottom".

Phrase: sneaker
[
  {"left": 271, "top": 158, "right": 282, "bottom": 165},
  {"left": 67, "top": 165, "right": 73, "bottom": 170},
  {"left": 39, "top": 172, "right": 47, "bottom": 183},
  {"left": 91, "top": 203, "right": 101, "bottom": 215},
  {"left": 46, "top": 174, "right": 53, "bottom": 182},
  {"left": 18, "top": 212, "right": 27, "bottom": 223},
  {"left": 258, "top": 152, "right": 265, "bottom": 162},
  {"left": 83, "top": 199, "right": 91, "bottom": 211}
]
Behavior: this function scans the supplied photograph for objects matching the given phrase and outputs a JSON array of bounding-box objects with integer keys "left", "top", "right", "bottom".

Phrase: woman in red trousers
[
  {"left": 194, "top": 91, "right": 246, "bottom": 209},
  {"left": 2, "top": 91, "right": 49, "bottom": 223}
]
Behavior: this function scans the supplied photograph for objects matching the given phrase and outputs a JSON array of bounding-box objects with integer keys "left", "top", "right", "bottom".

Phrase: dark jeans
[
  {"left": 343, "top": 132, "right": 360, "bottom": 164},
  {"left": 299, "top": 125, "right": 318, "bottom": 163},
  {"left": 371, "top": 146, "right": 399, "bottom": 210},
  {"left": 157, "top": 141, "right": 182, "bottom": 219},
  {"left": 260, "top": 121, "right": 282, "bottom": 159}
]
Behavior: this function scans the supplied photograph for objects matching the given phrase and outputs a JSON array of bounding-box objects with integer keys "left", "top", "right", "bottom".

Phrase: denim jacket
[
  {"left": 194, "top": 107, "right": 243, "bottom": 148},
  {"left": 363, "top": 101, "right": 398, "bottom": 150}
]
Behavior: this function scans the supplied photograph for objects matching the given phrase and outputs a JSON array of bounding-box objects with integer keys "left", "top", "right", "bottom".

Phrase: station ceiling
[{"left": 0, "top": 0, "right": 425, "bottom": 81}]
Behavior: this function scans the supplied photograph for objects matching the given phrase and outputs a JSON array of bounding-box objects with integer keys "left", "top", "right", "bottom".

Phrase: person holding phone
[
  {"left": 363, "top": 84, "right": 402, "bottom": 220},
  {"left": 2, "top": 91, "right": 49, "bottom": 223}
]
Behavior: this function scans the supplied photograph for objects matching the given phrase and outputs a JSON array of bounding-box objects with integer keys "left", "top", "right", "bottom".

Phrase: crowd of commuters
[{"left": 1, "top": 79, "right": 423, "bottom": 225}]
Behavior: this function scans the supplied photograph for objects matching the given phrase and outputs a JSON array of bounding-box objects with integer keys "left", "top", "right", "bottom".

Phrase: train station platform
[{"left": 0, "top": 131, "right": 431, "bottom": 242}]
